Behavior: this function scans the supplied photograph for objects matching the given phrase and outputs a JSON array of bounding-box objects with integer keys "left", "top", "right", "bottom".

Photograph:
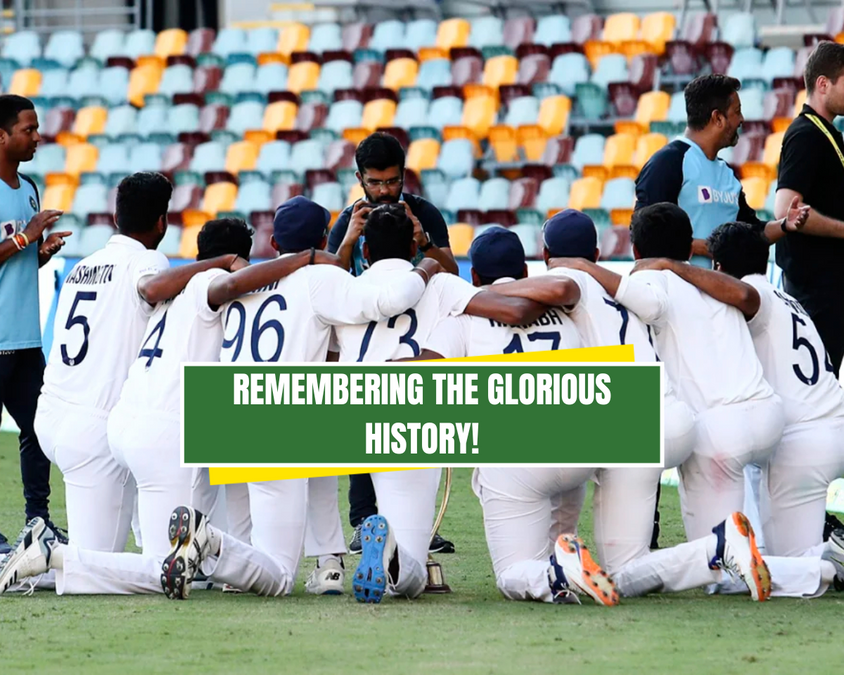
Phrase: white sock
[
  {"left": 207, "top": 525, "right": 222, "bottom": 557},
  {"left": 318, "top": 554, "right": 343, "bottom": 568},
  {"left": 820, "top": 560, "right": 836, "bottom": 586},
  {"left": 49, "top": 542, "right": 65, "bottom": 571}
]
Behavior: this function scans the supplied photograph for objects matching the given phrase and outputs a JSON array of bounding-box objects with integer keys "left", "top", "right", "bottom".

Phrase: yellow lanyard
[{"left": 806, "top": 114, "right": 844, "bottom": 171}]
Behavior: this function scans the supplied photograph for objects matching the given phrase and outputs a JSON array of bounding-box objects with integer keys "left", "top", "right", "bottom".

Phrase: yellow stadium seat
[
  {"left": 761, "top": 131, "right": 785, "bottom": 167},
  {"left": 604, "top": 133, "right": 637, "bottom": 167},
  {"left": 568, "top": 177, "right": 603, "bottom": 210},
  {"left": 383, "top": 58, "right": 418, "bottom": 90},
  {"left": 45, "top": 172, "right": 77, "bottom": 187},
  {"left": 154, "top": 28, "right": 187, "bottom": 59},
  {"left": 202, "top": 182, "right": 238, "bottom": 216},
  {"left": 65, "top": 143, "right": 98, "bottom": 176},
  {"left": 641, "top": 12, "right": 676, "bottom": 54},
  {"left": 278, "top": 23, "right": 310, "bottom": 56},
  {"left": 537, "top": 95, "right": 571, "bottom": 137},
  {"left": 136, "top": 55, "right": 164, "bottom": 70},
  {"left": 488, "top": 125, "right": 518, "bottom": 162},
  {"left": 448, "top": 224, "right": 475, "bottom": 257},
  {"left": 603, "top": 13, "right": 641, "bottom": 44},
  {"left": 436, "top": 18, "right": 470, "bottom": 51},
  {"left": 243, "top": 130, "right": 273, "bottom": 146},
  {"left": 128, "top": 63, "right": 163, "bottom": 107},
  {"left": 263, "top": 101, "right": 298, "bottom": 133},
  {"left": 183, "top": 210, "right": 211, "bottom": 228},
  {"left": 609, "top": 165, "right": 639, "bottom": 180},
  {"left": 286, "top": 61, "right": 320, "bottom": 95},
  {"left": 42, "top": 184, "right": 75, "bottom": 212},
  {"left": 9, "top": 69, "right": 41, "bottom": 97},
  {"left": 794, "top": 90, "right": 807, "bottom": 117},
  {"left": 462, "top": 95, "right": 497, "bottom": 139},
  {"left": 225, "top": 141, "right": 259, "bottom": 174},
  {"left": 634, "top": 91, "right": 670, "bottom": 128},
  {"left": 619, "top": 41, "right": 651, "bottom": 59},
  {"left": 406, "top": 139, "right": 441, "bottom": 173},
  {"left": 362, "top": 99, "right": 397, "bottom": 130},
  {"left": 482, "top": 55, "right": 518, "bottom": 90},
  {"left": 346, "top": 183, "right": 365, "bottom": 206},
  {"left": 741, "top": 177, "right": 770, "bottom": 211},
  {"left": 418, "top": 47, "right": 447, "bottom": 62},
  {"left": 72, "top": 106, "right": 107, "bottom": 139},
  {"left": 179, "top": 224, "right": 204, "bottom": 258},
  {"left": 342, "top": 128, "right": 372, "bottom": 146},
  {"left": 740, "top": 163, "right": 776, "bottom": 182},
  {"left": 516, "top": 125, "right": 548, "bottom": 162},
  {"left": 463, "top": 84, "right": 496, "bottom": 101},
  {"left": 584, "top": 40, "right": 619, "bottom": 70},
  {"left": 633, "top": 132, "right": 668, "bottom": 169},
  {"left": 581, "top": 165, "right": 609, "bottom": 181},
  {"left": 611, "top": 208, "right": 634, "bottom": 226}
]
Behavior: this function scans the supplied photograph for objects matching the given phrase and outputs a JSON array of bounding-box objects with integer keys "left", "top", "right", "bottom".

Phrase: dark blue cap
[
  {"left": 273, "top": 196, "right": 330, "bottom": 252},
  {"left": 542, "top": 209, "right": 597, "bottom": 259},
  {"left": 469, "top": 226, "right": 525, "bottom": 281}
]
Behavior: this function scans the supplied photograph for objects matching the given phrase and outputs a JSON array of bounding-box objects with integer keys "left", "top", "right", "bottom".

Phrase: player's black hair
[
  {"left": 685, "top": 74, "right": 741, "bottom": 131},
  {"left": 364, "top": 203, "right": 414, "bottom": 262},
  {"left": 707, "top": 221, "right": 769, "bottom": 278},
  {"left": 0, "top": 94, "right": 34, "bottom": 134},
  {"left": 197, "top": 217, "right": 253, "bottom": 262},
  {"left": 115, "top": 171, "right": 173, "bottom": 234},
  {"left": 804, "top": 41, "right": 844, "bottom": 94},
  {"left": 355, "top": 132, "right": 405, "bottom": 176},
  {"left": 630, "top": 202, "right": 693, "bottom": 261},
  {"left": 476, "top": 268, "right": 526, "bottom": 287}
]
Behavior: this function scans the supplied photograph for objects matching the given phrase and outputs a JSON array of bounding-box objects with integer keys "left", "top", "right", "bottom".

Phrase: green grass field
[{"left": 0, "top": 431, "right": 841, "bottom": 674}]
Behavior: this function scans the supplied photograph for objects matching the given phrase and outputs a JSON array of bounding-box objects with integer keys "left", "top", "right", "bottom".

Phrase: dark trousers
[
  {"left": 0, "top": 349, "right": 51, "bottom": 522},
  {"left": 349, "top": 473, "right": 378, "bottom": 527},
  {"left": 784, "top": 279, "right": 844, "bottom": 377}
]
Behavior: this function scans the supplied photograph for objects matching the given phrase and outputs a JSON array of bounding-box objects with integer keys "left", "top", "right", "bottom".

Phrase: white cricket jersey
[
  {"left": 615, "top": 269, "right": 773, "bottom": 414},
  {"left": 333, "top": 259, "right": 480, "bottom": 362},
  {"left": 743, "top": 274, "right": 844, "bottom": 425},
  {"left": 117, "top": 269, "right": 227, "bottom": 418},
  {"left": 42, "top": 235, "right": 169, "bottom": 412},
  {"left": 425, "top": 276, "right": 582, "bottom": 358},
  {"left": 219, "top": 259, "right": 426, "bottom": 363}
]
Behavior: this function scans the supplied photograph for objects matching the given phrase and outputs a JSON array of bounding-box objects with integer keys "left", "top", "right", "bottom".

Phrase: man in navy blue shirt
[
  {"left": 635, "top": 75, "right": 809, "bottom": 267},
  {"left": 0, "top": 95, "right": 71, "bottom": 553}
]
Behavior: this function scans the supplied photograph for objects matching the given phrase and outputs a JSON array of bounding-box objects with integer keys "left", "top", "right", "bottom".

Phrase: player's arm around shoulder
[
  {"left": 482, "top": 275, "right": 581, "bottom": 310},
  {"left": 138, "top": 253, "right": 239, "bottom": 306}
]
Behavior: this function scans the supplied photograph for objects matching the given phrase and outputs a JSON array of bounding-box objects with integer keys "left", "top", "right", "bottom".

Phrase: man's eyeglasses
[{"left": 362, "top": 176, "right": 403, "bottom": 189}]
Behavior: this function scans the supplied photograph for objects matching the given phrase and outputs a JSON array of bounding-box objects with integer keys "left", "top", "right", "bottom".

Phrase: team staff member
[
  {"left": 0, "top": 94, "right": 70, "bottom": 553},
  {"left": 775, "top": 42, "right": 844, "bottom": 377},
  {"left": 635, "top": 74, "right": 809, "bottom": 267}
]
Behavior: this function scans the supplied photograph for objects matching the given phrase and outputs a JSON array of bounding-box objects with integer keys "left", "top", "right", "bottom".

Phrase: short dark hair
[
  {"left": 197, "top": 218, "right": 253, "bottom": 261},
  {"left": 804, "top": 41, "right": 844, "bottom": 94},
  {"left": 685, "top": 74, "right": 741, "bottom": 131},
  {"left": 0, "top": 94, "right": 34, "bottom": 133},
  {"left": 364, "top": 203, "right": 413, "bottom": 262},
  {"left": 707, "top": 221, "right": 769, "bottom": 278},
  {"left": 115, "top": 172, "right": 173, "bottom": 234},
  {"left": 355, "top": 132, "right": 405, "bottom": 175},
  {"left": 630, "top": 203, "right": 693, "bottom": 261},
  {"left": 476, "top": 269, "right": 526, "bottom": 287}
]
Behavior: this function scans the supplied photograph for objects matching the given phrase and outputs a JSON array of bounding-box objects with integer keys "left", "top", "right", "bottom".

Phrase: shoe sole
[
  {"left": 160, "top": 507, "right": 199, "bottom": 600},
  {"left": 353, "top": 516, "right": 388, "bottom": 604},
  {"left": 731, "top": 512, "right": 771, "bottom": 602},
  {"left": 555, "top": 535, "right": 619, "bottom": 607},
  {"left": 0, "top": 519, "right": 46, "bottom": 594}
]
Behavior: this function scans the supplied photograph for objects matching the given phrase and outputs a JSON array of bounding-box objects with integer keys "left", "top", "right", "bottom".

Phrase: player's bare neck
[{"left": 0, "top": 157, "right": 20, "bottom": 189}]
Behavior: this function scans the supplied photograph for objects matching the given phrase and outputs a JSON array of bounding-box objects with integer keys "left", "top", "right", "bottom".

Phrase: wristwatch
[{"left": 419, "top": 232, "right": 434, "bottom": 252}]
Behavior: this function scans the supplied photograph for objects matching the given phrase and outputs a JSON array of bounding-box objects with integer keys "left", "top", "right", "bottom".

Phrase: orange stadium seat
[
  {"left": 286, "top": 61, "right": 320, "bottom": 94},
  {"left": 128, "top": 63, "right": 163, "bottom": 107},
  {"left": 436, "top": 19, "right": 471, "bottom": 51},
  {"left": 244, "top": 130, "right": 273, "bottom": 146},
  {"left": 263, "top": 101, "right": 298, "bottom": 133},
  {"left": 155, "top": 28, "right": 187, "bottom": 59},
  {"left": 603, "top": 133, "right": 637, "bottom": 167},
  {"left": 342, "top": 128, "right": 372, "bottom": 146},
  {"left": 42, "top": 184, "right": 75, "bottom": 212},
  {"left": 202, "top": 182, "right": 237, "bottom": 216},
  {"left": 488, "top": 125, "right": 518, "bottom": 162},
  {"left": 383, "top": 58, "right": 418, "bottom": 90},
  {"left": 741, "top": 177, "right": 770, "bottom": 210},
  {"left": 9, "top": 69, "right": 41, "bottom": 97},
  {"left": 179, "top": 224, "right": 204, "bottom": 258},
  {"left": 641, "top": 12, "right": 676, "bottom": 54},
  {"left": 618, "top": 91, "right": 670, "bottom": 134},
  {"left": 418, "top": 47, "right": 447, "bottom": 62},
  {"left": 225, "top": 141, "right": 259, "bottom": 174},
  {"left": 583, "top": 40, "right": 619, "bottom": 70},
  {"left": 568, "top": 176, "right": 603, "bottom": 210},
  {"left": 462, "top": 94, "right": 497, "bottom": 138},
  {"left": 603, "top": 13, "right": 640, "bottom": 44},
  {"left": 537, "top": 95, "right": 571, "bottom": 137},
  {"left": 482, "top": 55, "right": 518, "bottom": 90},
  {"left": 448, "top": 224, "right": 475, "bottom": 256},
  {"left": 517, "top": 125, "right": 549, "bottom": 162},
  {"left": 65, "top": 143, "right": 98, "bottom": 176},
  {"left": 278, "top": 23, "right": 310, "bottom": 56},
  {"left": 406, "top": 138, "right": 441, "bottom": 172},
  {"left": 72, "top": 106, "right": 107, "bottom": 139},
  {"left": 633, "top": 132, "right": 668, "bottom": 169},
  {"left": 346, "top": 183, "right": 365, "bottom": 206},
  {"left": 362, "top": 99, "right": 397, "bottom": 129}
]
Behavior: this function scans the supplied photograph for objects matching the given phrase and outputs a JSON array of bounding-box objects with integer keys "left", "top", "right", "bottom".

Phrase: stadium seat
[
  {"left": 234, "top": 179, "right": 271, "bottom": 213},
  {"left": 71, "top": 183, "right": 108, "bottom": 221},
  {"left": 603, "top": 13, "right": 639, "bottom": 44},
  {"left": 287, "top": 61, "right": 320, "bottom": 94},
  {"left": 511, "top": 223, "right": 541, "bottom": 257},
  {"left": 451, "top": 54, "right": 483, "bottom": 87},
  {"left": 261, "top": 101, "right": 296, "bottom": 134},
  {"left": 427, "top": 96, "right": 463, "bottom": 130},
  {"left": 469, "top": 16, "right": 504, "bottom": 49},
  {"left": 177, "top": 224, "right": 204, "bottom": 258},
  {"left": 2, "top": 31, "right": 40, "bottom": 67},
  {"left": 100, "top": 66, "right": 130, "bottom": 106},
  {"left": 201, "top": 181, "right": 237, "bottom": 216},
  {"left": 600, "top": 177, "right": 635, "bottom": 210},
  {"left": 727, "top": 48, "right": 764, "bottom": 83},
  {"left": 478, "top": 177, "right": 510, "bottom": 211},
  {"left": 550, "top": 53, "right": 590, "bottom": 97},
  {"left": 225, "top": 141, "right": 259, "bottom": 174},
  {"left": 278, "top": 23, "right": 310, "bottom": 56},
  {"left": 517, "top": 54, "right": 550, "bottom": 87},
  {"left": 325, "top": 100, "right": 363, "bottom": 134},
  {"left": 534, "top": 16, "right": 572, "bottom": 46},
  {"left": 447, "top": 224, "right": 474, "bottom": 256},
  {"left": 220, "top": 63, "right": 256, "bottom": 96},
  {"left": 722, "top": 12, "right": 758, "bottom": 49},
  {"left": 602, "top": 133, "right": 636, "bottom": 168},
  {"left": 124, "top": 29, "right": 157, "bottom": 59},
  {"left": 406, "top": 139, "right": 440, "bottom": 173},
  {"left": 394, "top": 98, "right": 429, "bottom": 129},
  {"left": 212, "top": 28, "right": 247, "bottom": 58},
  {"left": 599, "top": 225, "right": 632, "bottom": 260},
  {"left": 762, "top": 47, "right": 796, "bottom": 85},
  {"left": 634, "top": 132, "right": 668, "bottom": 168},
  {"left": 104, "top": 106, "right": 138, "bottom": 137},
  {"left": 536, "top": 177, "right": 570, "bottom": 214},
  {"left": 574, "top": 82, "right": 608, "bottom": 120},
  {"left": 383, "top": 58, "right": 418, "bottom": 91},
  {"left": 741, "top": 176, "right": 770, "bottom": 210},
  {"left": 289, "top": 139, "right": 325, "bottom": 174},
  {"left": 461, "top": 95, "right": 496, "bottom": 139},
  {"left": 632, "top": 91, "right": 670, "bottom": 131},
  {"left": 667, "top": 92, "right": 686, "bottom": 123},
  {"left": 44, "top": 30, "right": 84, "bottom": 68},
  {"left": 126, "top": 142, "right": 161, "bottom": 173},
  {"left": 509, "top": 177, "right": 538, "bottom": 210},
  {"left": 404, "top": 19, "right": 439, "bottom": 52},
  {"left": 311, "top": 182, "right": 344, "bottom": 212},
  {"left": 740, "top": 88, "right": 765, "bottom": 121},
  {"left": 248, "top": 28, "right": 279, "bottom": 56},
  {"left": 361, "top": 99, "right": 396, "bottom": 130},
  {"left": 190, "top": 141, "right": 226, "bottom": 173},
  {"left": 9, "top": 69, "right": 41, "bottom": 97},
  {"left": 65, "top": 143, "right": 98, "bottom": 176},
  {"left": 535, "top": 95, "right": 571, "bottom": 137},
  {"left": 171, "top": 103, "right": 201, "bottom": 135},
  {"left": 37, "top": 67, "right": 68, "bottom": 97},
  {"left": 318, "top": 60, "right": 354, "bottom": 96},
  {"left": 159, "top": 64, "right": 195, "bottom": 97},
  {"left": 437, "top": 19, "right": 471, "bottom": 52},
  {"left": 641, "top": 12, "right": 675, "bottom": 54},
  {"left": 444, "top": 177, "right": 481, "bottom": 212},
  {"left": 503, "top": 17, "right": 535, "bottom": 50},
  {"left": 128, "top": 64, "right": 163, "bottom": 107},
  {"left": 155, "top": 28, "right": 187, "bottom": 59},
  {"left": 78, "top": 224, "right": 115, "bottom": 255},
  {"left": 256, "top": 140, "right": 292, "bottom": 173},
  {"left": 89, "top": 29, "right": 124, "bottom": 63},
  {"left": 591, "top": 54, "right": 628, "bottom": 88},
  {"left": 483, "top": 55, "right": 518, "bottom": 90},
  {"left": 370, "top": 20, "right": 405, "bottom": 52},
  {"left": 227, "top": 101, "right": 264, "bottom": 136},
  {"left": 572, "top": 133, "right": 605, "bottom": 170},
  {"left": 417, "top": 58, "right": 452, "bottom": 91},
  {"left": 253, "top": 63, "right": 288, "bottom": 95},
  {"left": 309, "top": 23, "right": 343, "bottom": 54},
  {"left": 73, "top": 106, "right": 108, "bottom": 139},
  {"left": 42, "top": 183, "right": 75, "bottom": 212},
  {"left": 762, "top": 131, "right": 785, "bottom": 167}
]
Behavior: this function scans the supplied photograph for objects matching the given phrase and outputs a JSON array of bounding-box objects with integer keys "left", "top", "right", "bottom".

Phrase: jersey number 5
[
  {"left": 791, "top": 313, "right": 833, "bottom": 385},
  {"left": 61, "top": 291, "right": 97, "bottom": 366}
]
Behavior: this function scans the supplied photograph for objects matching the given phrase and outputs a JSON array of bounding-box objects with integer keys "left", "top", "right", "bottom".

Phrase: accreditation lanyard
[{"left": 806, "top": 114, "right": 844, "bottom": 171}]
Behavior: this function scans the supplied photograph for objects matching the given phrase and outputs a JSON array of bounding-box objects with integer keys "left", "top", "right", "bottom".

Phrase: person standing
[
  {"left": 775, "top": 41, "right": 844, "bottom": 377},
  {"left": 0, "top": 95, "right": 70, "bottom": 554}
]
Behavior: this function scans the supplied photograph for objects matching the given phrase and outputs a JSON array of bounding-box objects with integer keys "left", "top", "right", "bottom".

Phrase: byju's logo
[{"left": 698, "top": 186, "right": 713, "bottom": 203}]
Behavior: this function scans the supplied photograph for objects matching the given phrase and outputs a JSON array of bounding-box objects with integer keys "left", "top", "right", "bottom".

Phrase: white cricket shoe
[
  {"left": 160, "top": 506, "right": 211, "bottom": 600},
  {"left": 550, "top": 534, "right": 619, "bottom": 606},
  {"left": 823, "top": 527, "right": 844, "bottom": 588},
  {"left": 305, "top": 558, "right": 345, "bottom": 595},
  {"left": 710, "top": 512, "right": 771, "bottom": 602},
  {"left": 0, "top": 518, "right": 56, "bottom": 594}
]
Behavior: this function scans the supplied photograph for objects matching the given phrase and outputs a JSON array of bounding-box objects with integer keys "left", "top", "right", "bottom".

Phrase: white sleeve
[
  {"left": 433, "top": 274, "right": 482, "bottom": 319},
  {"left": 191, "top": 269, "right": 228, "bottom": 322},
  {"left": 425, "top": 315, "right": 470, "bottom": 359},
  {"left": 614, "top": 270, "right": 670, "bottom": 325},
  {"left": 743, "top": 276, "right": 771, "bottom": 336},
  {"left": 131, "top": 249, "right": 169, "bottom": 310},
  {"left": 309, "top": 265, "right": 427, "bottom": 325}
]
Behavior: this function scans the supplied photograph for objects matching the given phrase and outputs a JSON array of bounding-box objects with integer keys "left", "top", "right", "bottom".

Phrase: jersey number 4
[
  {"left": 60, "top": 291, "right": 97, "bottom": 367},
  {"left": 223, "top": 294, "right": 287, "bottom": 362},
  {"left": 138, "top": 311, "right": 168, "bottom": 369}
]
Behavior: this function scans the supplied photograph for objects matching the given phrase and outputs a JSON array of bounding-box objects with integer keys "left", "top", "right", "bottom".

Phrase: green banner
[{"left": 182, "top": 363, "right": 663, "bottom": 467}]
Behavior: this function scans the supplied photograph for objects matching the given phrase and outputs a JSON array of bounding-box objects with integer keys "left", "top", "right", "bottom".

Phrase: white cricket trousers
[
  {"left": 762, "top": 417, "right": 844, "bottom": 556},
  {"left": 678, "top": 394, "right": 784, "bottom": 541},
  {"left": 35, "top": 394, "right": 134, "bottom": 552},
  {"left": 593, "top": 394, "right": 698, "bottom": 575},
  {"left": 473, "top": 467, "right": 597, "bottom": 603},
  {"left": 370, "top": 469, "right": 440, "bottom": 598},
  {"left": 304, "top": 476, "right": 346, "bottom": 557}
]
